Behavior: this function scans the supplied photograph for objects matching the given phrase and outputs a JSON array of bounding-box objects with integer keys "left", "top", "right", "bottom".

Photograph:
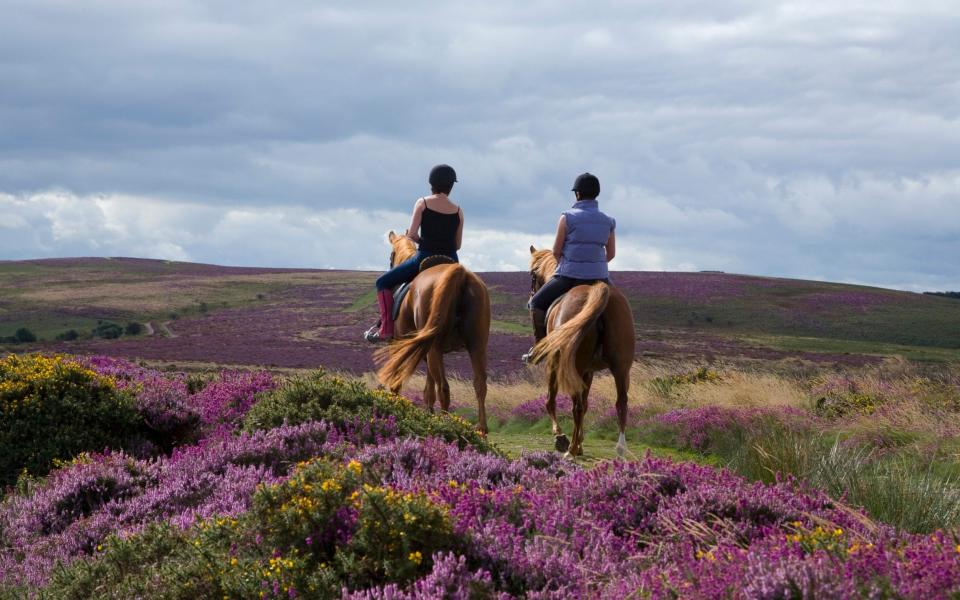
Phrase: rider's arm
[
  {"left": 551, "top": 216, "right": 567, "bottom": 261},
  {"left": 405, "top": 198, "right": 425, "bottom": 243},
  {"left": 606, "top": 230, "right": 616, "bottom": 262},
  {"left": 455, "top": 208, "right": 464, "bottom": 250}
]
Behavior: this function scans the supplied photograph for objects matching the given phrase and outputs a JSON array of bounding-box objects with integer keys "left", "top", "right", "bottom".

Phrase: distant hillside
[{"left": 1, "top": 257, "right": 958, "bottom": 371}]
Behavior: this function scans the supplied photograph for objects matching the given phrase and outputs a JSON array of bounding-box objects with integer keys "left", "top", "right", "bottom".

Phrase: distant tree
[
  {"left": 92, "top": 321, "right": 123, "bottom": 339},
  {"left": 924, "top": 291, "right": 960, "bottom": 300},
  {"left": 56, "top": 329, "right": 80, "bottom": 341},
  {"left": 198, "top": 302, "right": 208, "bottom": 314},
  {"left": 14, "top": 328, "right": 36, "bottom": 343},
  {"left": 125, "top": 322, "right": 143, "bottom": 336}
]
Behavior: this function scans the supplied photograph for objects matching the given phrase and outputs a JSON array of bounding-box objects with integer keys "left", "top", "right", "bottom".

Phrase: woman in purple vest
[
  {"left": 522, "top": 172, "right": 616, "bottom": 362},
  {"left": 363, "top": 164, "right": 463, "bottom": 342}
]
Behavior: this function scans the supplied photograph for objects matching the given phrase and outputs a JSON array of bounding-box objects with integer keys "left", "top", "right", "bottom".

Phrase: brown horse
[
  {"left": 376, "top": 232, "right": 492, "bottom": 433},
  {"left": 527, "top": 246, "right": 636, "bottom": 457}
]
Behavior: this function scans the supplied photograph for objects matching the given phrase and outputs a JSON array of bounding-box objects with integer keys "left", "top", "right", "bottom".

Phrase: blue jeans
[{"left": 375, "top": 251, "right": 459, "bottom": 291}]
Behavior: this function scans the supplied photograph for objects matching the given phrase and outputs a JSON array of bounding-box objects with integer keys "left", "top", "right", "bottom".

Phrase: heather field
[
  {"left": 2, "top": 258, "right": 960, "bottom": 375},
  {"left": 3, "top": 259, "right": 960, "bottom": 597},
  {"left": 2, "top": 354, "right": 960, "bottom": 598}
]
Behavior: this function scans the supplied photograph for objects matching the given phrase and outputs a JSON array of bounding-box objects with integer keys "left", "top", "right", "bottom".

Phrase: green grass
[
  {"left": 346, "top": 289, "right": 377, "bottom": 312},
  {"left": 491, "top": 319, "right": 529, "bottom": 335},
  {"left": 0, "top": 317, "right": 102, "bottom": 342},
  {"left": 747, "top": 334, "right": 960, "bottom": 362}
]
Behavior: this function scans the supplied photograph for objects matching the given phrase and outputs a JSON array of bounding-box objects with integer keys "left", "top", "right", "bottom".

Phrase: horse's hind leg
[
  {"left": 547, "top": 369, "right": 568, "bottom": 453},
  {"left": 613, "top": 363, "right": 630, "bottom": 458},
  {"left": 468, "top": 347, "right": 488, "bottom": 435},
  {"left": 426, "top": 347, "right": 445, "bottom": 413}
]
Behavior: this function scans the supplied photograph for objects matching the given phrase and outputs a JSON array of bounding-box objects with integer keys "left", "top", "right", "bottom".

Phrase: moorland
[{"left": 1, "top": 257, "right": 959, "bottom": 597}]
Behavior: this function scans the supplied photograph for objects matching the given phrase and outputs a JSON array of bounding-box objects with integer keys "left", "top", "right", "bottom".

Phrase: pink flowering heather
[
  {"left": 0, "top": 421, "right": 349, "bottom": 588},
  {"left": 193, "top": 370, "right": 276, "bottom": 436},
  {"left": 509, "top": 394, "right": 574, "bottom": 423},
  {"left": 82, "top": 355, "right": 276, "bottom": 443}
]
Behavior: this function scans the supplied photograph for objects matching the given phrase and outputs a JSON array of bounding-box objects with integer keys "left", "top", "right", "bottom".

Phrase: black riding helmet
[
  {"left": 429, "top": 164, "right": 457, "bottom": 188},
  {"left": 571, "top": 172, "right": 600, "bottom": 198}
]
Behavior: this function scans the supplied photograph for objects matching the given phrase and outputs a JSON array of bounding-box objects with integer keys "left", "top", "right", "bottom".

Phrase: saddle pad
[{"left": 392, "top": 282, "right": 411, "bottom": 322}]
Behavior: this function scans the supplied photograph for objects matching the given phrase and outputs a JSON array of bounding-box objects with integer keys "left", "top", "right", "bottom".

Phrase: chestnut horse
[
  {"left": 376, "top": 232, "right": 492, "bottom": 433},
  {"left": 527, "top": 246, "right": 636, "bottom": 457}
]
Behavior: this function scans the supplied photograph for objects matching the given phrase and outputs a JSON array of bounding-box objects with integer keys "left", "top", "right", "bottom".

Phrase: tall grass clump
[{"left": 729, "top": 429, "right": 960, "bottom": 533}]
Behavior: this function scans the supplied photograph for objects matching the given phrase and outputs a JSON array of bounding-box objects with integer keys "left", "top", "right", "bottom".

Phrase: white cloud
[{"left": 1, "top": 1, "right": 959, "bottom": 290}]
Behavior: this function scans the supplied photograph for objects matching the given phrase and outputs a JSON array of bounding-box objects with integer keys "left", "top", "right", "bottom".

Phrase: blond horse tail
[
  {"left": 376, "top": 265, "right": 469, "bottom": 391},
  {"left": 530, "top": 282, "right": 610, "bottom": 396}
]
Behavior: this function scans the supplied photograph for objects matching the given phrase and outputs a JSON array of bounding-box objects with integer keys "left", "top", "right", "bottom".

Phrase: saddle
[{"left": 391, "top": 255, "right": 457, "bottom": 321}]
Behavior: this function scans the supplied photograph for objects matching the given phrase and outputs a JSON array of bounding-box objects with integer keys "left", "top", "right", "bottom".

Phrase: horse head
[
  {"left": 388, "top": 231, "right": 417, "bottom": 268},
  {"left": 528, "top": 245, "right": 558, "bottom": 296}
]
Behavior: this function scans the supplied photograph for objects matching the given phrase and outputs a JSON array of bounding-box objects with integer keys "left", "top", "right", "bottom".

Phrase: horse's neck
[{"left": 394, "top": 245, "right": 417, "bottom": 265}]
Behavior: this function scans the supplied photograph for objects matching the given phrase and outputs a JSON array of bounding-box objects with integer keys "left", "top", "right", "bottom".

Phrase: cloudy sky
[{"left": 1, "top": 1, "right": 958, "bottom": 290}]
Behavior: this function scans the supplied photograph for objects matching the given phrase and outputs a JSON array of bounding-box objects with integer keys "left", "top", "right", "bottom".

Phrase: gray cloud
[{"left": 1, "top": 0, "right": 958, "bottom": 290}]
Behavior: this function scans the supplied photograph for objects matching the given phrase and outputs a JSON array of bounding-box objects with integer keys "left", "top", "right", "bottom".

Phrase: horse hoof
[{"left": 555, "top": 434, "right": 570, "bottom": 453}]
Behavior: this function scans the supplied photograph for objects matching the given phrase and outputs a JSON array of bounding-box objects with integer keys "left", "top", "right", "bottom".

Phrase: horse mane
[
  {"left": 530, "top": 249, "right": 558, "bottom": 284},
  {"left": 391, "top": 235, "right": 417, "bottom": 266}
]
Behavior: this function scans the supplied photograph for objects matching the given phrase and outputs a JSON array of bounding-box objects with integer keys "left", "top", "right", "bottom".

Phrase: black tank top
[{"left": 418, "top": 200, "right": 460, "bottom": 255}]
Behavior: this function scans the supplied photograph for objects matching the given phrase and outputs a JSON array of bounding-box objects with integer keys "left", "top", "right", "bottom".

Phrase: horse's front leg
[
  {"left": 546, "top": 369, "right": 568, "bottom": 453},
  {"left": 568, "top": 372, "right": 593, "bottom": 457}
]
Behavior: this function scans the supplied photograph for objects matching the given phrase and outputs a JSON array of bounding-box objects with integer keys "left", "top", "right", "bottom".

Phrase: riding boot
[
  {"left": 364, "top": 290, "right": 394, "bottom": 342},
  {"left": 521, "top": 308, "right": 547, "bottom": 363}
]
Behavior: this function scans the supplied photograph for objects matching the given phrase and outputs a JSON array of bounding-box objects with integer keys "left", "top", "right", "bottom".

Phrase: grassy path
[{"left": 488, "top": 430, "right": 712, "bottom": 466}]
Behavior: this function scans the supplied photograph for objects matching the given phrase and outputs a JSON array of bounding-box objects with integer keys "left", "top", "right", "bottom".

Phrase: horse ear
[
  {"left": 529, "top": 245, "right": 537, "bottom": 254},
  {"left": 388, "top": 231, "right": 396, "bottom": 242}
]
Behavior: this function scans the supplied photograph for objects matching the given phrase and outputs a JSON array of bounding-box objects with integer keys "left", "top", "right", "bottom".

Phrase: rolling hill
[{"left": 1, "top": 257, "right": 958, "bottom": 373}]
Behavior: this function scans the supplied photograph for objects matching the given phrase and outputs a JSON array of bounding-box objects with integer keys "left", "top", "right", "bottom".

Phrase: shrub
[
  {"left": 124, "top": 322, "right": 143, "bottom": 336},
  {"left": 92, "top": 321, "right": 123, "bottom": 340},
  {"left": 0, "top": 354, "right": 141, "bottom": 487},
  {"left": 14, "top": 328, "right": 36, "bottom": 343},
  {"left": 56, "top": 329, "right": 80, "bottom": 341},
  {"left": 243, "top": 371, "right": 492, "bottom": 453}
]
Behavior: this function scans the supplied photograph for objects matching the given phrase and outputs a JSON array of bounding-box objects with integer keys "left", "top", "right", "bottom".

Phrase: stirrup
[
  {"left": 363, "top": 324, "right": 386, "bottom": 343},
  {"left": 521, "top": 346, "right": 536, "bottom": 364}
]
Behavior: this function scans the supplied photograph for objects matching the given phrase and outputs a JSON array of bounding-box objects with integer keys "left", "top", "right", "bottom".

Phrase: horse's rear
[
  {"left": 376, "top": 263, "right": 491, "bottom": 433},
  {"left": 532, "top": 281, "right": 635, "bottom": 456}
]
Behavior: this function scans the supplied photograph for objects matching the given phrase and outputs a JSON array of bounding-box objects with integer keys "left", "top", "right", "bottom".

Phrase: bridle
[{"left": 529, "top": 268, "right": 545, "bottom": 301}]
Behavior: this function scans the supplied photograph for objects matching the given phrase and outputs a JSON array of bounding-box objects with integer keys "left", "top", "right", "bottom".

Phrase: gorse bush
[
  {"left": 0, "top": 354, "right": 140, "bottom": 487},
  {"left": 243, "top": 371, "right": 493, "bottom": 453},
  {"left": 43, "top": 458, "right": 460, "bottom": 599}
]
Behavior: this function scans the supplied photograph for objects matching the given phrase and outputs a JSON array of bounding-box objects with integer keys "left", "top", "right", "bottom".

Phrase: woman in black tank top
[{"left": 364, "top": 164, "right": 465, "bottom": 342}]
